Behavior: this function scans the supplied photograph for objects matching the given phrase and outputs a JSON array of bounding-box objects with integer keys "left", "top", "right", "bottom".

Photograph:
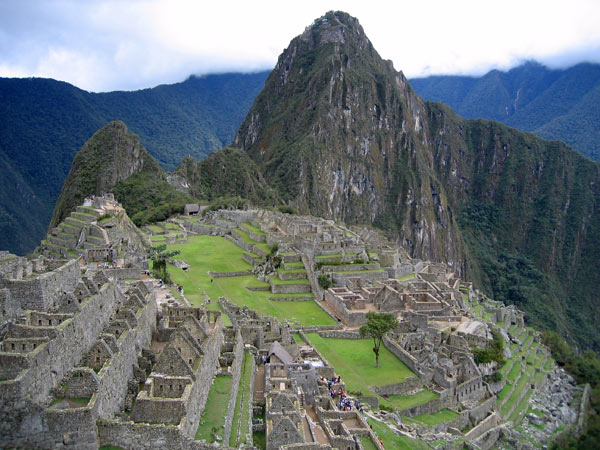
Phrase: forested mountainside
[
  {"left": 410, "top": 61, "right": 600, "bottom": 161},
  {"left": 0, "top": 71, "right": 268, "bottom": 254},
  {"left": 231, "top": 11, "right": 600, "bottom": 350}
]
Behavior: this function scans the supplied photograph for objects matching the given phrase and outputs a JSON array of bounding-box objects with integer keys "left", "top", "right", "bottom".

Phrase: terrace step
[
  {"left": 64, "top": 217, "right": 86, "bottom": 229},
  {"left": 71, "top": 211, "right": 97, "bottom": 223}
]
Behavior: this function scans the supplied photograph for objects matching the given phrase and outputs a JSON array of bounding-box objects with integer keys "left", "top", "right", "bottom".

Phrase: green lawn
[
  {"left": 366, "top": 417, "right": 429, "bottom": 450},
  {"left": 306, "top": 333, "right": 433, "bottom": 410},
  {"left": 385, "top": 389, "right": 439, "bottom": 411},
  {"left": 230, "top": 351, "right": 253, "bottom": 448},
  {"left": 195, "top": 376, "right": 233, "bottom": 442},
  {"left": 359, "top": 435, "right": 378, "bottom": 450},
  {"left": 412, "top": 409, "right": 459, "bottom": 426},
  {"left": 240, "top": 222, "right": 266, "bottom": 235},
  {"left": 166, "top": 236, "right": 334, "bottom": 327}
]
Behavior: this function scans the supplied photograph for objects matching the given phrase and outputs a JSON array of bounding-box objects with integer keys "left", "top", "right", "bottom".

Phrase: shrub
[
  {"left": 277, "top": 205, "right": 297, "bottom": 214},
  {"left": 318, "top": 274, "right": 332, "bottom": 289}
]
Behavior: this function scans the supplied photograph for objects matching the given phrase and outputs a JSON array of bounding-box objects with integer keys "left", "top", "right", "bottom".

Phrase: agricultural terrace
[
  {"left": 306, "top": 334, "right": 439, "bottom": 410},
  {"left": 165, "top": 236, "right": 336, "bottom": 326}
]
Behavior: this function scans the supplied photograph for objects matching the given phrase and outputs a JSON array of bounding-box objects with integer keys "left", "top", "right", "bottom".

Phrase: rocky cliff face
[
  {"left": 234, "top": 11, "right": 466, "bottom": 268},
  {"left": 234, "top": 11, "right": 600, "bottom": 349},
  {"left": 173, "top": 148, "right": 279, "bottom": 205},
  {"left": 50, "top": 121, "right": 164, "bottom": 228}
]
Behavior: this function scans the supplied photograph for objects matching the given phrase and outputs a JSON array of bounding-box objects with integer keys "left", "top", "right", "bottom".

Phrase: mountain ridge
[{"left": 410, "top": 61, "right": 600, "bottom": 161}]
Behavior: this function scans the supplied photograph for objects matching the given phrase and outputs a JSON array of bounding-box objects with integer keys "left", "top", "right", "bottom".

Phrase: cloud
[{"left": 1, "top": 0, "right": 599, "bottom": 91}]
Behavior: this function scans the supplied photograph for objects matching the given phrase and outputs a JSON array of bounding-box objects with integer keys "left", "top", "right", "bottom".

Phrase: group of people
[{"left": 318, "top": 375, "right": 364, "bottom": 412}]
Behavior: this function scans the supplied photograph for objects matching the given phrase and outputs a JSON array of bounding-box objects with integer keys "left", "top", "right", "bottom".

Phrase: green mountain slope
[
  {"left": 51, "top": 121, "right": 194, "bottom": 229},
  {"left": 410, "top": 61, "right": 600, "bottom": 161},
  {"left": 0, "top": 71, "right": 268, "bottom": 254},
  {"left": 234, "top": 12, "right": 600, "bottom": 349}
]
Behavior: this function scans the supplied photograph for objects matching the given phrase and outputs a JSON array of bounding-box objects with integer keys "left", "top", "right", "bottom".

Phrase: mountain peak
[{"left": 299, "top": 11, "right": 367, "bottom": 46}]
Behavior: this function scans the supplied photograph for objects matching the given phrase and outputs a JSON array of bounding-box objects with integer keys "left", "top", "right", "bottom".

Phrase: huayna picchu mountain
[
  {"left": 50, "top": 121, "right": 195, "bottom": 230},
  {"left": 232, "top": 11, "right": 600, "bottom": 350}
]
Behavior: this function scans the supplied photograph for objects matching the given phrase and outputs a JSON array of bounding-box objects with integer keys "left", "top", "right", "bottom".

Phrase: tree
[
  {"left": 147, "top": 244, "right": 180, "bottom": 284},
  {"left": 359, "top": 312, "right": 398, "bottom": 367}
]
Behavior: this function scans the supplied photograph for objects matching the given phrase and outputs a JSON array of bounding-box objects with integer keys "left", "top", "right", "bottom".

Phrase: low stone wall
[
  {"left": 471, "top": 425, "right": 504, "bottom": 450},
  {"left": 269, "top": 281, "right": 311, "bottom": 294},
  {"left": 268, "top": 296, "right": 313, "bottom": 302},
  {"left": 397, "top": 397, "right": 443, "bottom": 417},
  {"left": 248, "top": 232, "right": 266, "bottom": 243},
  {"left": 318, "top": 330, "right": 361, "bottom": 339},
  {"left": 383, "top": 335, "right": 420, "bottom": 375},
  {"left": 97, "top": 419, "right": 233, "bottom": 449},
  {"left": 184, "top": 222, "right": 228, "bottom": 236},
  {"left": 331, "top": 270, "right": 387, "bottom": 284},
  {"left": 468, "top": 396, "right": 496, "bottom": 425},
  {"left": 465, "top": 412, "right": 500, "bottom": 441},
  {"left": 242, "top": 253, "right": 261, "bottom": 266},
  {"left": 103, "top": 267, "right": 141, "bottom": 280},
  {"left": 225, "top": 235, "right": 255, "bottom": 253},
  {"left": 320, "top": 263, "right": 380, "bottom": 272},
  {"left": 371, "top": 376, "right": 423, "bottom": 396},
  {"left": 277, "top": 270, "right": 308, "bottom": 281},
  {"left": 209, "top": 270, "right": 253, "bottom": 278}
]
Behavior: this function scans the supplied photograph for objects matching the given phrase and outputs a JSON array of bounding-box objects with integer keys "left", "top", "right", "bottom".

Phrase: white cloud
[{"left": 0, "top": 0, "right": 599, "bottom": 91}]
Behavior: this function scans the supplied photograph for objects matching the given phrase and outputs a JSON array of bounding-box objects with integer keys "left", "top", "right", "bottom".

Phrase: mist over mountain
[
  {"left": 0, "top": 71, "right": 269, "bottom": 254},
  {"left": 410, "top": 61, "right": 600, "bottom": 161}
]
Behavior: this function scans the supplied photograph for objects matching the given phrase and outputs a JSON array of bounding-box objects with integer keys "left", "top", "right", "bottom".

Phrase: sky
[{"left": 1, "top": 0, "right": 599, "bottom": 92}]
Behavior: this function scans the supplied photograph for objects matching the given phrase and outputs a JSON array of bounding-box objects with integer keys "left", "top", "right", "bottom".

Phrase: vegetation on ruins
[
  {"left": 147, "top": 244, "right": 180, "bottom": 284},
  {"left": 542, "top": 331, "right": 600, "bottom": 449},
  {"left": 472, "top": 329, "right": 506, "bottom": 366},
  {"left": 359, "top": 312, "right": 399, "bottom": 367},
  {"left": 317, "top": 273, "right": 332, "bottom": 289}
]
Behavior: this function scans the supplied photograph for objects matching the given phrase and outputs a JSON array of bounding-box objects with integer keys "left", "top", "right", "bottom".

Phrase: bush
[
  {"left": 277, "top": 205, "right": 297, "bottom": 214},
  {"left": 318, "top": 274, "right": 332, "bottom": 289},
  {"left": 472, "top": 329, "right": 505, "bottom": 366}
]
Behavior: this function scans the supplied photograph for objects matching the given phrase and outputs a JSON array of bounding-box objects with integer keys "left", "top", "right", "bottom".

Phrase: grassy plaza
[{"left": 165, "top": 235, "right": 336, "bottom": 326}]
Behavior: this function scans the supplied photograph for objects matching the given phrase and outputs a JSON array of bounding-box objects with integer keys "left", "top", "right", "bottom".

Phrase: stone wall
[
  {"left": 209, "top": 270, "right": 253, "bottom": 278},
  {"left": 269, "top": 281, "right": 312, "bottom": 294},
  {"left": 0, "top": 259, "right": 80, "bottom": 311},
  {"left": 317, "top": 330, "right": 362, "bottom": 339},
  {"left": 97, "top": 419, "right": 235, "bottom": 449},
  {"left": 0, "top": 281, "right": 127, "bottom": 448},
  {"left": 371, "top": 376, "right": 423, "bottom": 396},
  {"left": 102, "top": 268, "right": 141, "bottom": 280},
  {"left": 180, "top": 320, "right": 224, "bottom": 437},
  {"left": 223, "top": 329, "right": 244, "bottom": 444},
  {"left": 383, "top": 335, "right": 421, "bottom": 375}
]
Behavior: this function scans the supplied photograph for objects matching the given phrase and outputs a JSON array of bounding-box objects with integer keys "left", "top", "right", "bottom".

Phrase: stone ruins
[{"left": 0, "top": 201, "right": 582, "bottom": 449}]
